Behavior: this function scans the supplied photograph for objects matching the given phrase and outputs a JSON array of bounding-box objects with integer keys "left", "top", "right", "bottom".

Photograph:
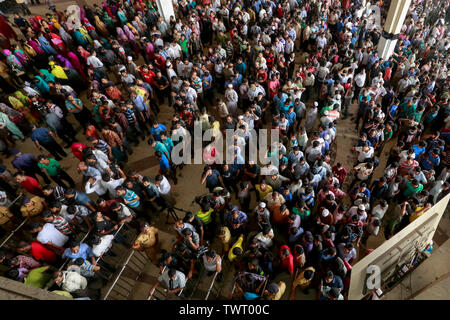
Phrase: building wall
[
  {"left": 348, "top": 194, "right": 450, "bottom": 300},
  {"left": 0, "top": 277, "right": 71, "bottom": 300}
]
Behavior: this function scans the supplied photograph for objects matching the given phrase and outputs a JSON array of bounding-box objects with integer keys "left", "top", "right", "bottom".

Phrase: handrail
[
  {"left": 103, "top": 249, "right": 136, "bottom": 300},
  {"left": 0, "top": 219, "right": 27, "bottom": 248},
  {"left": 148, "top": 266, "right": 167, "bottom": 300},
  {"left": 204, "top": 271, "right": 218, "bottom": 300},
  {"left": 0, "top": 193, "right": 25, "bottom": 248}
]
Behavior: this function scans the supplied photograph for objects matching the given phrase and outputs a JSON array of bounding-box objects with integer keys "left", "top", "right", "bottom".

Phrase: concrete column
[
  {"left": 377, "top": 0, "right": 412, "bottom": 60},
  {"left": 156, "top": 0, "right": 175, "bottom": 24}
]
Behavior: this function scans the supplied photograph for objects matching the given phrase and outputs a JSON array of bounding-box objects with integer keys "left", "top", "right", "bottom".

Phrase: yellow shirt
[
  {"left": 228, "top": 235, "right": 244, "bottom": 262},
  {"left": 409, "top": 207, "right": 426, "bottom": 223},
  {"left": 255, "top": 184, "right": 273, "bottom": 200},
  {"left": 267, "top": 281, "right": 286, "bottom": 300},
  {"left": 219, "top": 227, "right": 231, "bottom": 251},
  {"left": 292, "top": 266, "right": 315, "bottom": 289},
  {"left": 133, "top": 227, "right": 158, "bottom": 249}
]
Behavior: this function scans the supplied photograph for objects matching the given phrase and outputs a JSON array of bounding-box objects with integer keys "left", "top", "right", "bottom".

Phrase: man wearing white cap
[
  {"left": 317, "top": 208, "right": 334, "bottom": 226},
  {"left": 253, "top": 202, "right": 270, "bottom": 222},
  {"left": 225, "top": 83, "right": 239, "bottom": 117},
  {"left": 345, "top": 204, "right": 367, "bottom": 223}
]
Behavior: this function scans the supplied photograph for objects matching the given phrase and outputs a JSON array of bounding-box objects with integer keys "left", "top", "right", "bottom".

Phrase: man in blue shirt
[
  {"left": 156, "top": 151, "right": 170, "bottom": 175},
  {"left": 236, "top": 57, "right": 247, "bottom": 75},
  {"left": 420, "top": 149, "right": 440, "bottom": 171},
  {"left": 149, "top": 139, "right": 171, "bottom": 160},
  {"left": 412, "top": 141, "right": 427, "bottom": 161},
  {"left": 150, "top": 121, "right": 167, "bottom": 142},
  {"left": 30, "top": 124, "right": 67, "bottom": 161},
  {"left": 64, "top": 188, "right": 96, "bottom": 212},
  {"left": 62, "top": 242, "right": 96, "bottom": 266}
]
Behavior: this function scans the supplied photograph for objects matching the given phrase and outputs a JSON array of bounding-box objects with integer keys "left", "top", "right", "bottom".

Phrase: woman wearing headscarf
[
  {"left": 28, "top": 17, "right": 42, "bottom": 35},
  {"left": 38, "top": 68, "right": 56, "bottom": 83},
  {"left": 37, "top": 33, "right": 58, "bottom": 55},
  {"left": 0, "top": 103, "right": 28, "bottom": 135},
  {"left": 67, "top": 51, "right": 86, "bottom": 79},
  {"left": 101, "top": 12, "right": 115, "bottom": 35},
  {"left": 0, "top": 112, "right": 24, "bottom": 140},
  {"left": 116, "top": 27, "right": 129, "bottom": 43},
  {"left": 73, "top": 28, "right": 89, "bottom": 47},
  {"left": 11, "top": 44, "right": 30, "bottom": 69},
  {"left": 48, "top": 31, "right": 67, "bottom": 54},
  {"left": 33, "top": 75, "right": 50, "bottom": 96},
  {"left": 94, "top": 15, "right": 109, "bottom": 37},
  {"left": 57, "top": 25, "right": 74, "bottom": 49},
  {"left": 3, "top": 49, "right": 23, "bottom": 74},
  {"left": 56, "top": 54, "right": 74, "bottom": 69},
  {"left": 116, "top": 8, "right": 128, "bottom": 25},
  {"left": 77, "top": 46, "right": 91, "bottom": 62},
  {"left": 71, "top": 142, "right": 88, "bottom": 161},
  {"left": 8, "top": 94, "right": 38, "bottom": 125},
  {"left": 82, "top": 17, "right": 99, "bottom": 41},
  {"left": 48, "top": 61, "right": 69, "bottom": 84}
]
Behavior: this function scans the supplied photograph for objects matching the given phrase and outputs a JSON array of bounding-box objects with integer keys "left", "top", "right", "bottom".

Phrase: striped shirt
[
  {"left": 121, "top": 189, "right": 140, "bottom": 208},
  {"left": 95, "top": 139, "right": 110, "bottom": 155},
  {"left": 52, "top": 215, "right": 72, "bottom": 235},
  {"left": 124, "top": 108, "right": 135, "bottom": 124}
]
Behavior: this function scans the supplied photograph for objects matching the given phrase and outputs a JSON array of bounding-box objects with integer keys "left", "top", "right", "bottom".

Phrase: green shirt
[
  {"left": 179, "top": 39, "right": 189, "bottom": 53},
  {"left": 38, "top": 158, "right": 61, "bottom": 177},
  {"left": 403, "top": 181, "right": 423, "bottom": 197},
  {"left": 24, "top": 266, "right": 52, "bottom": 288}
]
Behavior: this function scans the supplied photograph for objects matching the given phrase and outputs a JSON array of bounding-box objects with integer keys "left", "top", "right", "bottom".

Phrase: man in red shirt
[
  {"left": 14, "top": 172, "right": 43, "bottom": 196},
  {"left": 138, "top": 65, "right": 156, "bottom": 86},
  {"left": 278, "top": 245, "right": 294, "bottom": 279},
  {"left": 332, "top": 162, "right": 347, "bottom": 185},
  {"left": 16, "top": 241, "right": 57, "bottom": 264}
]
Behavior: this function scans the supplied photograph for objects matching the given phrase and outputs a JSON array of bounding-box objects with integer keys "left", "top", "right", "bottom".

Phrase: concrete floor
[{"left": 1, "top": 1, "right": 449, "bottom": 300}]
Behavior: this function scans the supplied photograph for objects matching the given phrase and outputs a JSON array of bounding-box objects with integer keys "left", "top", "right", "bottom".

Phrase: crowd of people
[{"left": 0, "top": 0, "right": 448, "bottom": 300}]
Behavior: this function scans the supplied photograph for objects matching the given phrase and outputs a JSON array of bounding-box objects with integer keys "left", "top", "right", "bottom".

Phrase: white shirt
[
  {"left": 354, "top": 72, "right": 366, "bottom": 88},
  {"left": 37, "top": 223, "right": 69, "bottom": 247},
  {"left": 61, "top": 271, "right": 88, "bottom": 292},
  {"left": 85, "top": 176, "right": 107, "bottom": 196},
  {"left": 92, "top": 234, "right": 114, "bottom": 257},
  {"left": 157, "top": 175, "right": 171, "bottom": 195},
  {"left": 355, "top": 146, "right": 374, "bottom": 162},
  {"left": 100, "top": 178, "right": 125, "bottom": 198},
  {"left": 372, "top": 204, "right": 388, "bottom": 220},
  {"left": 86, "top": 55, "right": 104, "bottom": 68}
]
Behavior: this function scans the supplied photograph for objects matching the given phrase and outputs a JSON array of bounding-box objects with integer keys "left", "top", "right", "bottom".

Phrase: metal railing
[
  {"left": 204, "top": 271, "right": 219, "bottom": 300},
  {"left": 148, "top": 265, "right": 187, "bottom": 300},
  {"left": 102, "top": 225, "right": 148, "bottom": 300},
  {"left": 204, "top": 254, "right": 226, "bottom": 300},
  {"left": 0, "top": 193, "right": 26, "bottom": 249}
]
